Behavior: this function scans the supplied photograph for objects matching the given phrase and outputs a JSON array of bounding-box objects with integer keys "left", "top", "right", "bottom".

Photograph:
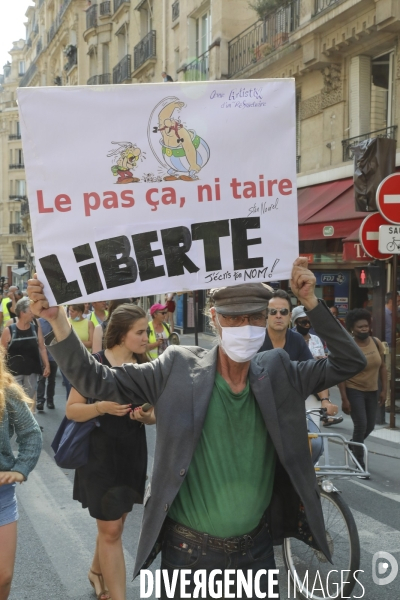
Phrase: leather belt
[{"left": 165, "top": 516, "right": 267, "bottom": 554}]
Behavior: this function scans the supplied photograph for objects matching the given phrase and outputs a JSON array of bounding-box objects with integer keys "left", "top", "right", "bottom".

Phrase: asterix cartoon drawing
[
  {"left": 107, "top": 142, "right": 143, "bottom": 184},
  {"left": 148, "top": 96, "right": 210, "bottom": 181}
]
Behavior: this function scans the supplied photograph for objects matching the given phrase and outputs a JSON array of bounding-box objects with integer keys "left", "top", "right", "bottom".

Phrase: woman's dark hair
[
  {"left": 345, "top": 308, "right": 371, "bottom": 332},
  {"left": 69, "top": 303, "right": 85, "bottom": 314},
  {"left": 105, "top": 304, "right": 149, "bottom": 363}
]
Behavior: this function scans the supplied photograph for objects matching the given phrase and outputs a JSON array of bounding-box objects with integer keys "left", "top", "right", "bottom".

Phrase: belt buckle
[
  {"left": 240, "top": 534, "right": 254, "bottom": 553},
  {"left": 223, "top": 537, "right": 238, "bottom": 554}
]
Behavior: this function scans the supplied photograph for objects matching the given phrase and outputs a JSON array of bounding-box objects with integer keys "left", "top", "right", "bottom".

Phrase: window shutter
[{"left": 349, "top": 56, "right": 371, "bottom": 138}]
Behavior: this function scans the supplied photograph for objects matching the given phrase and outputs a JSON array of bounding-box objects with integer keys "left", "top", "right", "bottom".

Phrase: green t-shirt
[{"left": 168, "top": 372, "right": 276, "bottom": 537}]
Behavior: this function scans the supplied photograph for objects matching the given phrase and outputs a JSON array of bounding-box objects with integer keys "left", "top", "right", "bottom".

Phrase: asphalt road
[{"left": 9, "top": 342, "right": 400, "bottom": 599}]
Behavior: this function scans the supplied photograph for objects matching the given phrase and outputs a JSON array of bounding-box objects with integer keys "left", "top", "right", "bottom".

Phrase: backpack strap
[{"left": 8, "top": 323, "right": 18, "bottom": 349}]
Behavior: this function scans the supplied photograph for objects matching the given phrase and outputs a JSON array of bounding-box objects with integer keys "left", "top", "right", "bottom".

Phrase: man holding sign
[{"left": 28, "top": 258, "right": 365, "bottom": 598}]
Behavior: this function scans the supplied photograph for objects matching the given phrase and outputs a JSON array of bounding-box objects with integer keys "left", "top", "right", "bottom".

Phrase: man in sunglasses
[
  {"left": 259, "top": 289, "right": 312, "bottom": 361},
  {"left": 27, "top": 258, "right": 366, "bottom": 598}
]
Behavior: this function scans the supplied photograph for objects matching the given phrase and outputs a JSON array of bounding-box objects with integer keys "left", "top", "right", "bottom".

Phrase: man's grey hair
[{"left": 15, "top": 296, "right": 31, "bottom": 317}]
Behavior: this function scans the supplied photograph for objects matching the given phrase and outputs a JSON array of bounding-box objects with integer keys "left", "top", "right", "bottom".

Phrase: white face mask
[{"left": 216, "top": 315, "right": 266, "bottom": 363}]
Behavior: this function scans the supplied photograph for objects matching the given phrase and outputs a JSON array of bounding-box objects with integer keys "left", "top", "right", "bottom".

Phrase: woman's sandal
[{"left": 88, "top": 569, "right": 111, "bottom": 600}]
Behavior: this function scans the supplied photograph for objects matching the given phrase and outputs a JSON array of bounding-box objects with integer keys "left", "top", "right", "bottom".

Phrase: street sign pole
[{"left": 389, "top": 253, "right": 398, "bottom": 429}]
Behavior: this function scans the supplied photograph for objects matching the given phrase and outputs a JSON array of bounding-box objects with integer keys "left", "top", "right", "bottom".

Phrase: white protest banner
[{"left": 18, "top": 79, "right": 298, "bottom": 305}]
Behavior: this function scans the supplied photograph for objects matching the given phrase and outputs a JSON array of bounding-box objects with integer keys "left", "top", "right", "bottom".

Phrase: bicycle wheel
[
  {"left": 283, "top": 490, "right": 360, "bottom": 600},
  {"left": 387, "top": 242, "right": 395, "bottom": 252}
]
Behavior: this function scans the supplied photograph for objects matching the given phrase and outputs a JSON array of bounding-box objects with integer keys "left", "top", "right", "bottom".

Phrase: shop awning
[
  {"left": 298, "top": 178, "right": 353, "bottom": 223},
  {"left": 298, "top": 180, "right": 364, "bottom": 240}
]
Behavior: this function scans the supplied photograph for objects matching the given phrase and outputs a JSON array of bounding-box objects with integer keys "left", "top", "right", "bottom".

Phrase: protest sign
[{"left": 18, "top": 79, "right": 298, "bottom": 305}]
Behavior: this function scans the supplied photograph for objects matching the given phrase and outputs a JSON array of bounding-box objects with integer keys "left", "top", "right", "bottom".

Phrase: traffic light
[{"left": 354, "top": 265, "right": 382, "bottom": 288}]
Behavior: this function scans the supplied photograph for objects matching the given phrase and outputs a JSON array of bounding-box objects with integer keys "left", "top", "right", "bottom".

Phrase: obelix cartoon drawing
[{"left": 148, "top": 97, "right": 210, "bottom": 181}]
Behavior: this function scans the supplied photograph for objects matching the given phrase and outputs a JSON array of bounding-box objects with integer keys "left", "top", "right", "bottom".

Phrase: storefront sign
[
  {"left": 342, "top": 241, "right": 370, "bottom": 262},
  {"left": 18, "top": 80, "right": 298, "bottom": 305},
  {"left": 320, "top": 273, "right": 346, "bottom": 285},
  {"left": 335, "top": 297, "right": 348, "bottom": 303},
  {"left": 323, "top": 225, "right": 334, "bottom": 237}
]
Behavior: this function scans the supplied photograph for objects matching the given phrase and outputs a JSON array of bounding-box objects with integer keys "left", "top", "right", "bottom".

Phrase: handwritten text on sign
[{"left": 18, "top": 80, "right": 298, "bottom": 304}]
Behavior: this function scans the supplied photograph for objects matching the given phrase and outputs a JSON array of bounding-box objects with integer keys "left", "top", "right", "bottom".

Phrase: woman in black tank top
[{"left": 65, "top": 304, "right": 155, "bottom": 600}]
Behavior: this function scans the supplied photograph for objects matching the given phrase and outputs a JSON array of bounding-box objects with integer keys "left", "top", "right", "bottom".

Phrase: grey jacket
[{"left": 48, "top": 300, "right": 366, "bottom": 577}]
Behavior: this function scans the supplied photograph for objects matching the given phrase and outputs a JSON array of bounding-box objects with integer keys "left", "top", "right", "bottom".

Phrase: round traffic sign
[
  {"left": 376, "top": 172, "right": 400, "bottom": 224},
  {"left": 359, "top": 212, "right": 393, "bottom": 261}
]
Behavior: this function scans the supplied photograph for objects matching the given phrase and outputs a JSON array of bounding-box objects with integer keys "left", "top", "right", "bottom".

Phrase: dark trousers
[
  {"left": 160, "top": 522, "right": 278, "bottom": 599},
  {"left": 347, "top": 387, "right": 378, "bottom": 466},
  {"left": 37, "top": 362, "right": 58, "bottom": 403},
  {"left": 61, "top": 371, "right": 72, "bottom": 400}
]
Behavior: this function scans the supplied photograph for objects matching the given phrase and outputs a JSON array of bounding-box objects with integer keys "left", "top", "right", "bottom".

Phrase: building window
[
  {"left": 370, "top": 51, "right": 394, "bottom": 132},
  {"left": 19, "top": 61, "right": 25, "bottom": 76},
  {"left": 16, "top": 121, "right": 20, "bottom": 136},
  {"left": 17, "top": 149, "right": 24, "bottom": 165},
  {"left": 89, "top": 48, "right": 97, "bottom": 78},
  {"left": 196, "top": 11, "right": 211, "bottom": 58},
  {"left": 102, "top": 44, "right": 109, "bottom": 74},
  {"left": 16, "top": 180, "right": 26, "bottom": 196}
]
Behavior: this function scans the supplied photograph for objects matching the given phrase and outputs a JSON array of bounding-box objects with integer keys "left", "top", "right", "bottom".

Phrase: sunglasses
[
  {"left": 267, "top": 308, "right": 289, "bottom": 316},
  {"left": 296, "top": 319, "right": 311, "bottom": 327},
  {"left": 158, "top": 310, "right": 168, "bottom": 315}
]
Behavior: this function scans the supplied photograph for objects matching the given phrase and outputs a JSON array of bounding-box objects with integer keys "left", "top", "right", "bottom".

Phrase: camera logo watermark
[{"left": 372, "top": 552, "right": 398, "bottom": 586}]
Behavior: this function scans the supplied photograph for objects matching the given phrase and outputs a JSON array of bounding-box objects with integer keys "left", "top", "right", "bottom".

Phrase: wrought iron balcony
[
  {"left": 133, "top": 31, "right": 156, "bottom": 71},
  {"left": 172, "top": 0, "right": 179, "bottom": 21},
  {"left": 314, "top": 0, "right": 339, "bottom": 16},
  {"left": 113, "top": 54, "right": 132, "bottom": 83},
  {"left": 9, "top": 164, "right": 25, "bottom": 170},
  {"left": 183, "top": 50, "right": 209, "bottom": 82},
  {"left": 114, "top": 0, "right": 130, "bottom": 13},
  {"left": 9, "top": 195, "right": 27, "bottom": 201},
  {"left": 98, "top": 73, "right": 111, "bottom": 84},
  {"left": 87, "top": 75, "right": 98, "bottom": 85},
  {"left": 228, "top": 0, "right": 300, "bottom": 78},
  {"left": 9, "top": 135, "right": 21, "bottom": 140},
  {"left": 100, "top": 1, "right": 112, "bottom": 16},
  {"left": 341, "top": 126, "right": 398, "bottom": 162},
  {"left": 19, "top": 63, "right": 37, "bottom": 87},
  {"left": 86, "top": 5, "right": 97, "bottom": 30},
  {"left": 9, "top": 224, "right": 26, "bottom": 234}
]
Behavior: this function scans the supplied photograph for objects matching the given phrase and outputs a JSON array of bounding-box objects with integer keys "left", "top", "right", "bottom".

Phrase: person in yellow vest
[
  {"left": 147, "top": 303, "right": 170, "bottom": 360},
  {"left": 90, "top": 301, "right": 108, "bottom": 326},
  {"left": 69, "top": 304, "right": 95, "bottom": 351},
  {"left": 0, "top": 286, "right": 19, "bottom": 328}
]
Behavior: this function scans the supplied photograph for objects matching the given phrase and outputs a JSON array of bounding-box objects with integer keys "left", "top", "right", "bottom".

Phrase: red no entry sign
[
  {"left": 376, "top": 172, "right": 400, "bottom": 224},
  {"left": 359, "top": 212, "right": 393, "bottom": 260}
]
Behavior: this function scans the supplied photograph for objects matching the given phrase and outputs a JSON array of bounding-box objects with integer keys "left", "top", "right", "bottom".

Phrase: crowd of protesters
[{"left": 0, "top": 271, "right": 397, "bottom": 599}]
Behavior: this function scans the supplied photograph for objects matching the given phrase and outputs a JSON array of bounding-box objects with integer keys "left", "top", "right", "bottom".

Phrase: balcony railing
[
  {"left": 9, "top": 134, "right": 21, "bottom": 140},
  {"left": 9, "top": 195, "right": 27, "bottom": 201},
  {"left": 133, "top": 31, "right": 156, "bottom": 71},
  {"left": 114, "top": 0, "right": 130, "bottom": 12},
  {"left": 99, "top": 73, "right": 111, "bottom": 84},
  {"left": 314, "top": 0, "right": 339, "bottom": 16},
  {"left": 9, "top": 224, "right": 26, "bottom": 234},
  {"left": 9, "top": 164, "right": 25, "bottom": 170},
  {"left": 47, "top": 0, "right": 73, "bottom": 44},
  {"left": 87, "top": 75, "right": 98, "bottom": 85},
  {"left": 113, "top": 54, "right": 132, "bottom": 83},
  {"left": 86, "top": 5, "right": 97, "bottom": 30},
  {"left": 341, "top": 126, "right": 398, "bottom": 162},
  {"left": 228, "top": 0, "right": 300, "bottom": 78},
  {"left": 19, "top": 62, "right": 37, "bottom": 87},
  {"left": 172, "top": 0, "right": 179, "bottom": 21},
  {"left": 100, "top": 1, "right": 112, "bottom": 16},
  {"left": 183, "top": 50, "right": 209, "bottom": 81}
]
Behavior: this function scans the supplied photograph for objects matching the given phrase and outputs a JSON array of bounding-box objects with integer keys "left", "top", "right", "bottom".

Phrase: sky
[{"left": 0, "top": 1, "right": 34, "bottom": 70}]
